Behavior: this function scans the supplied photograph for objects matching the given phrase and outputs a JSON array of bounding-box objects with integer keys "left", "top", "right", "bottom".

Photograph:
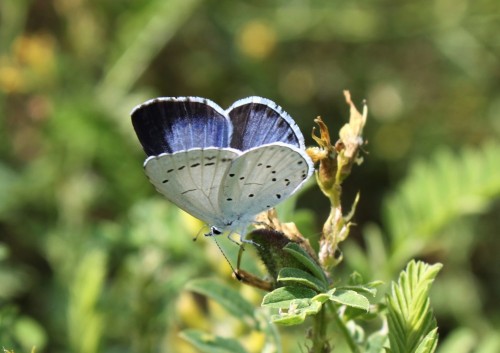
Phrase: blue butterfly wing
[
  {"left": 227, "top": 97, "right": 306, "bottom": 151},
  {"left": 132, "top": 97, "right": 233, "bottom": 156}
]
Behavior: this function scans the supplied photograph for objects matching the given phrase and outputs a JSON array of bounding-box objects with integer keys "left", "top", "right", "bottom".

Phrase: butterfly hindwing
[
  {"left": 145, "top": 148, "right": 241, "bottom": 226},
  {"left": 219, "top": 142, "right": 313, "bottom": 223}
]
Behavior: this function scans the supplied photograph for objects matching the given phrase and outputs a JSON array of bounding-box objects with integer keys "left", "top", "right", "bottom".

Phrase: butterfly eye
[{"left": 211, "top": 226, "right": 223, "bottom": 235}]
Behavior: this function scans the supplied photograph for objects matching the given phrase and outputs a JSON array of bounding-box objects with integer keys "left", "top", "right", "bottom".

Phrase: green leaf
[
  {"left": 366, "top": 330, "right": 388, "bottom": 353},
  {"left": 282, "top": 243, "right": 328, "bottom": 284},
  {"left": 386, "top": 260, "right": 442, "bottom": 353},
  {"left": 185, "top": 278, "right": 256, "bottom": 326},
  {"left": 338, "top": 281, "right": 383, "bottom": 298},
  {"left": 264, "top": 290, "right": 330, "bottom": 326},
  {"left": 277, "top": 267, "right": 327, "bottom": 292},
  {"left": 270, "top": 300, "right": 323, "bottom": 326},
  {"left": 271, "top": 313, "right": 308, "bottom": 326},
  {"left": 180, "top": 329, "right": 248, "bottom": 353},
  {"left": 329, "top": 289, "right": 370, "bottom": 311},
  {"left": 262, "top": 286, "right": 317, "bottom": 309},
  {"left": 384, "top": 143, "right": 500, "bottom": 265},
  {"left": 415, "top": 328, "right": 438, "bottom": 353}
]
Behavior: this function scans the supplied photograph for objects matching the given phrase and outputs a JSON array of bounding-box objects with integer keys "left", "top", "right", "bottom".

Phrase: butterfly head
[{"left": 206, "top": 226, "right": 224, "bottom": 237}]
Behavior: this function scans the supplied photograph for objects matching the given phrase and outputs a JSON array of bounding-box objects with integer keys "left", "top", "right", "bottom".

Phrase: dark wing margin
[
  {"left": 131, "top": 97, "right": 233, "bottom": 156},
  {"left": 226, "top": 96, "right": 305, "bottom": 151}
]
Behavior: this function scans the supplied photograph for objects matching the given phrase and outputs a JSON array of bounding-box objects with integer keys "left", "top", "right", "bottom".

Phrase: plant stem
[
  {"left": 310, "top": 306, "right": 329, "bottom": 353},
  {"left": 328, "top": 302, "right": 360, "bottom": 353}
]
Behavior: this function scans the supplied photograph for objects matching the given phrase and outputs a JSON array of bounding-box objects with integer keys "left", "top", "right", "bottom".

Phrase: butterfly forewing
[
  {"left": 145, "top": 148, "right": 240, "bottom": 226},
  {"left": 219, "top": 143, "right": 313, "bottom": 222},
  {"left": 132, "top": 97, "right": 232, "bottom": 156}
]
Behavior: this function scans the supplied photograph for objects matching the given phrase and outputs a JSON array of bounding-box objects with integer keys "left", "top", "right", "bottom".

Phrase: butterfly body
[{"left": 132, "top": 96, "right": 313, "bottom": 239}]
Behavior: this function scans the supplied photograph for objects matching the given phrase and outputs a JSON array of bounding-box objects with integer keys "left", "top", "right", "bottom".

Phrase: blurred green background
[{"left": 1, "top": 0, "right": 499, "bottom": 352}]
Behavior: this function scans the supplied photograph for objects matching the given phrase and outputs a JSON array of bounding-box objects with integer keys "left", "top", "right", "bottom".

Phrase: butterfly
[{"left": 131, "top": 96, "right": 314, "bottom": 240}]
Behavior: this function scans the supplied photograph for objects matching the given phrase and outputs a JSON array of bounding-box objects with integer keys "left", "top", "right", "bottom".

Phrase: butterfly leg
[
  {"left": 226, "top": 231, "right": 243, "bottom": 246},
  {"left": 239, "top": 233, "right": 262, "bottom": 248},
  {"left": 226, "top": 229, "right": 260, "bottom": 248}
]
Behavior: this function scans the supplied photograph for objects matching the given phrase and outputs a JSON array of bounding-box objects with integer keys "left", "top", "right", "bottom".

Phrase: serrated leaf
[
  {"left": 283, "top": 243, "right": 328, "bottom": 284},
  {"left": 185, "top": 278, "right": 256, "bottom": 326},
  {"left": 262, "top": 286, "right": 317, "bottom": 308},
  {"left": 180, "top": 329, "right": 248, "bottom": 353},
  {"left": 278, "top": 267, "right": 327, "bottom": 292},
  {"left": 386, "top": 260, "right": 442, "bottom": 353},
  {"left": 329, "top": 289, "right": 370, "bottom": 311},
  {"left": 384, "top": 143, "right": 500, "bottom": 267},
  {"left": 415, "top": 328, "right": 438, "bottom": 353}
]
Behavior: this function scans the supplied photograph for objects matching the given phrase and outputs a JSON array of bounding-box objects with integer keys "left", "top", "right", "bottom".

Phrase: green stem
[
  {"left": 329, "top": 183, "right": 342, "bottom": 209},
  {"left": 327, "top": 302, "right": 360, "bottom": 353},
  {"left": 310, "top": 306, "right": 329, "bottom": 353}
]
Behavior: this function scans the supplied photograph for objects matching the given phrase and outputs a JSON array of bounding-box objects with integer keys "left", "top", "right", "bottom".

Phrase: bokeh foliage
[{"left": 1, "top": 0, "right": 499, "bottom": 352}]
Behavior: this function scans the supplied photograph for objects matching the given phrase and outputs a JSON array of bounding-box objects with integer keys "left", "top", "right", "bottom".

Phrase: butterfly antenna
[
  {"left": 211, "top": 235, "right": 243, "bottom": 281},
  {"left": 193, "top": 225, "right": 209, "bottom": 242}
]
